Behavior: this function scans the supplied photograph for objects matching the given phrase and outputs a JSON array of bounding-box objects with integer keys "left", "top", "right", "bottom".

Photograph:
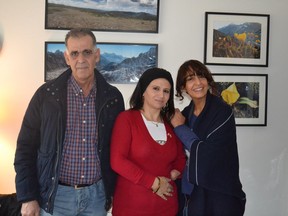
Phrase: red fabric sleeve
[
  {"left": 110, "top": 111, "right": 155, "bottom": 189},
  {"left": 171, "top": 136, "right": 186, "bottom": 176}
]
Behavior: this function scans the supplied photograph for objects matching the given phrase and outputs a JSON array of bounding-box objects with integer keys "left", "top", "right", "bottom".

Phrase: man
[{"left": 14, "top": 28, "right": 125, "bottom": 216}]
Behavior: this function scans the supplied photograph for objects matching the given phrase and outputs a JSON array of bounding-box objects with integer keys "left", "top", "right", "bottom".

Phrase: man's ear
[
  {"left": 95, "top": 48, "right": 100, "bottom": 63},
  {"left": 64, "top": 51, "right": 70, "bottom": 66}
]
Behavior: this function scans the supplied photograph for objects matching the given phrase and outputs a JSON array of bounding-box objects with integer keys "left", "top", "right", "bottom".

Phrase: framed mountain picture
[
  {"left": 45, "top": 0, "right": 160, "bottom": 33},
  {"left": 204, "top": 12, "right": 270, "bottom": 67},
  {"left": 44, "top": 42, "right": 158, "bottom": 84}
]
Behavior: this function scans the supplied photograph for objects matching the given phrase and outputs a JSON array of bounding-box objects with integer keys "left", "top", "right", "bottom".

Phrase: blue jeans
[{"left": 41, "top": 179, "right": 107, "bottom": 216}]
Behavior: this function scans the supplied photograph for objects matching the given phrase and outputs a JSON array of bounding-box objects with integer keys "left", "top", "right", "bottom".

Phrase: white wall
[{"left": 1, "top": 0, "right": 288, "bottom": 215}]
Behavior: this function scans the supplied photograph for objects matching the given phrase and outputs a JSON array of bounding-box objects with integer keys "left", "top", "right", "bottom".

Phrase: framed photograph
[
  {"left": 204, "top": 12, "right": 270, "bottom": 67},
  {"left": 45, "top": 42, "right": 158, "bottom": 84},
  {"left": 45, "top": 0, "right": 160, "bottom": 33},
  {"left": 213, "top": 73, "right": 268, "bottom": 126}
]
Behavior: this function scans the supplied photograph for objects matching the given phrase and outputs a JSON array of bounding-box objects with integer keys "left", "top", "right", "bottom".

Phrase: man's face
[{"left": 64, "top": 35, "right": 100, "bottom": 83}]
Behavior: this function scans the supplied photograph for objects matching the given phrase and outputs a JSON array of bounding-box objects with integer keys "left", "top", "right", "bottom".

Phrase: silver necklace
[
  {"left": 141, "top": 111, "right": 161, "bottom": 127},
  {"left": 150, "top": 121, "right": 159, "bottom": 127}
]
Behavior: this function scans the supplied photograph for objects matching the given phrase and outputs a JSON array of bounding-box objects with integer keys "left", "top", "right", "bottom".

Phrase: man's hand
[{"left": 21, "top": 200, "right": 40, "bottom": 216}]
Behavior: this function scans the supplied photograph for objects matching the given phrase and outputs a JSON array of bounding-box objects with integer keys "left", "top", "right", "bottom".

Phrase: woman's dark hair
[
  {"left": 175, "top": 59, "right": 217, "bottom": 100},
  {"left": 129, "top": 68, "right": 175, "bottom": 121}
]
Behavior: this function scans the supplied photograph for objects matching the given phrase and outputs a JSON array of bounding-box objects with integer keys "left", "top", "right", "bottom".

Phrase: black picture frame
[
  {"left": 45, "top": 0, "right": 160, "bottom": 33},
  {"left": 204, "top": 12, "right": 270, "bottom": 67},
  {"left": 44, "top": 41, "right": 158, "bottom": 84},
  {"left": 213, "top": 73, "right": 268, "bottom": 126}
]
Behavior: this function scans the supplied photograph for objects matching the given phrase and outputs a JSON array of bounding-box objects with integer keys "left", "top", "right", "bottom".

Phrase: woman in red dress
[{"left": 111, "top": 68, "right": 186, "bottom": 216}]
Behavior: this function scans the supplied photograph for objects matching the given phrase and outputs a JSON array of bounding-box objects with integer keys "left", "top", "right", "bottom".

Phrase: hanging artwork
[
  {"left": 45, "top": 0, "right": 160, "bottom": 33},
  {"left": 204, "top": 12, "right": 270, "bottom": 67},
  {"left": 213, "top": 73, "right": 268, "bottom": 126},
  {"left": 45, "top": 41, "right": 158, "bottom": 84}
]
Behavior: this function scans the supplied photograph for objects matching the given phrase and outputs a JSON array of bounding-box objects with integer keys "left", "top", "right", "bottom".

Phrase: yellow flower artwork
[{"left": 220, "top": 82, "right": 258, "bottom": 108}]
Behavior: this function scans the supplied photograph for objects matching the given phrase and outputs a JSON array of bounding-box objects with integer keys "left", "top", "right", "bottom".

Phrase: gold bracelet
[{"left": 153, "top": 177, "right": 161, "bottom": 193}]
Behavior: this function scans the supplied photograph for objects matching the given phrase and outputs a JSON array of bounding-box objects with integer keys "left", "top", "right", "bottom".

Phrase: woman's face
[
  {"left": 143, "top": 78, "right": 171, "bottom": 110},
  {"left": 183, "top": 74, "right": 209, "bottom": 101}
]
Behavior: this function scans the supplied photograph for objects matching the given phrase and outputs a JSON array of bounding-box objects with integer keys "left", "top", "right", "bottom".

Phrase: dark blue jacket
[
  {"left": 183, "top": 92, "right": 246, "bottom": 200},
  {"left": 14, "top": 69, "right": 124, "bottom": 213}
]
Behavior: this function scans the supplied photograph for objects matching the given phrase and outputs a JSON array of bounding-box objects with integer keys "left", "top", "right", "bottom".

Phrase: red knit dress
[{"left": 111, "top": 110, "right": 186, "bottom": 216}]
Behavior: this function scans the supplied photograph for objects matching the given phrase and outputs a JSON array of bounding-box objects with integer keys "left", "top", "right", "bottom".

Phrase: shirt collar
[{"left": 69, "top": 75, "right": 96, "bottom": 96}]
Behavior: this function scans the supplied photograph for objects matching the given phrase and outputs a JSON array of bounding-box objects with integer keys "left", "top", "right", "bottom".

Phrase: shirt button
[
  {"left": 82, "top": 138, "right": 86, "bottom": 142},
  {"left": 81, "top": 175, "right": 85, "bottom": 178},
  {"left": 83, "top": 120, "right": 86, "bottom": 124},
  {"left": 82, "top": 157, "right": 86, "bottom": 161}
]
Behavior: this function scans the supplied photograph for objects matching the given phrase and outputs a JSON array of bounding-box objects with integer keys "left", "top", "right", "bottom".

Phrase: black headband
[{"left": 139, "top": 68, "right": 174, "bottom": 95}]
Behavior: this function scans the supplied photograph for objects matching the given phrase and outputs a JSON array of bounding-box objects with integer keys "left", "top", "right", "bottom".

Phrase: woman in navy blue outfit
[{"left": 171, "top": 59, "right": 246, "bottom": 216}]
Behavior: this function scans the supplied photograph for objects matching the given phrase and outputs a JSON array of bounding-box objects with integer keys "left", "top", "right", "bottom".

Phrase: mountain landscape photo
[
  {"left": 212, "top": 22, "right": 262, "bottom": 59},
  {"left": 46, "top": 0, "right": 159, "bottom": 32},
  {"left": 45, "top": 45, "right": 157, "bottom": 83}
]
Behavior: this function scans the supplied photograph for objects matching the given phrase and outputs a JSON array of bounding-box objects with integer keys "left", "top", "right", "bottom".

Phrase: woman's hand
[
  {"left": 171, "top": 108, "right": 185, "bottom": 128},
  {"left": 170, "top": 169, "right": 181, "bottom": 181},
  {"left": 152, "top": 176, "right": 174, "bottom": 200}
]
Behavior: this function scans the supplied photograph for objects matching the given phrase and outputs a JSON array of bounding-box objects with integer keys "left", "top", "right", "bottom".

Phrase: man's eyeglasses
[{"left": 68, "top": 49, "right": 95, "bottom": 59}]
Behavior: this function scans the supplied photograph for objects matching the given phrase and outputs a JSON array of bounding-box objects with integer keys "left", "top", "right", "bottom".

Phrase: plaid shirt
[{"left": 59, "top": 76, "right": 101, "bottom": 185}]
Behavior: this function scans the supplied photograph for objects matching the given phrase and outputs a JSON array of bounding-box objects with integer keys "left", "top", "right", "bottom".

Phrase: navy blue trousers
[{"left": 177, "top": 185, "right": 246, "bottom": 216}]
